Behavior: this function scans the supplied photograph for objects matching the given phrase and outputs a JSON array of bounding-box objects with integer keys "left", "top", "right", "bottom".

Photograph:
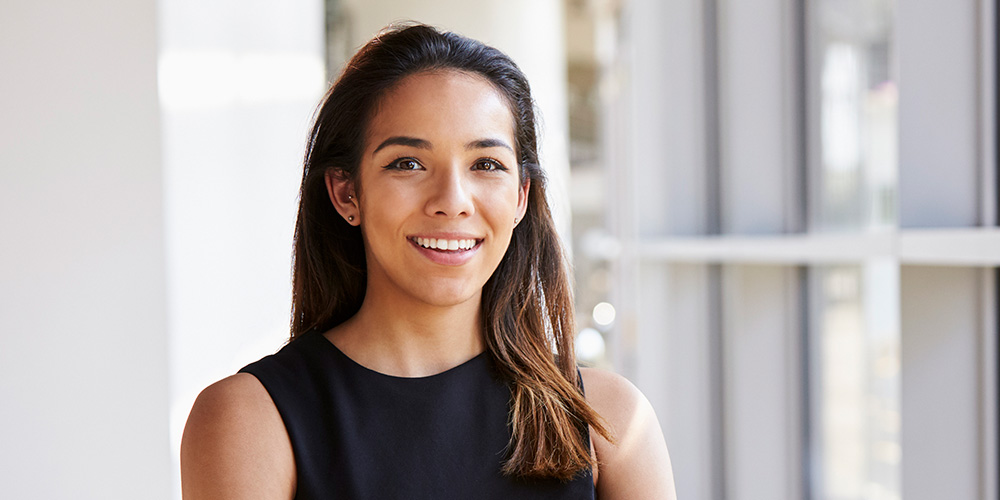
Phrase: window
[{"left": 574, "top": 0, "right": 999, "bottom": 498}]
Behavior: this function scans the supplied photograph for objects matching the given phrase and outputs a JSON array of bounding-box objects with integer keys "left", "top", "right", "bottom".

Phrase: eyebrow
[
  {"left": 465, "top": 138, "right": 514, "bottom": 153},
  {"left": 372, "top": 136, "right": 431, "bottom": 155},
  {"left": 371, "top": 136, "right": 515, "bottom": 156}
]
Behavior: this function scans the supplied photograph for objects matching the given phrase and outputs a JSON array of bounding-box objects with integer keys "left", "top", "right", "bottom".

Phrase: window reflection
[
  {"left": 813, "top": 0, "right": 897, "bottom": 230},
  {"left": 811, "top": 1, "right": 900, "bottom": 498},
  {"left": 812, "top": 262, "right": 900, "bottom": 500}
]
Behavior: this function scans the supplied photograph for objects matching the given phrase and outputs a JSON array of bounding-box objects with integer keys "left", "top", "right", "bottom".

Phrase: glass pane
[
  {"left": 811, "top": 262, "right": 900, "bottom": 500},
  {"left": 566, "top": 0, "right": 619, "bottom": 368},
  {"left": 811, "top": 0, "right": 897, "bottom": 230}
]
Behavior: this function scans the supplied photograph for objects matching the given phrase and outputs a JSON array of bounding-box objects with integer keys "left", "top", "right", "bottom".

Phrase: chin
[
  {"left": 420, "top": 291, "right": 481, "bottom": 309},
  {"left": 412, "top": 281, "right": 483, "bottom": 308}
]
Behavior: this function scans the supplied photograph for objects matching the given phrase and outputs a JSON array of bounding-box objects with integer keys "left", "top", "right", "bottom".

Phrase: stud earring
[
  {"left": 514, "top": 217, "right": 519, "bottom": 225},
  {"left": 348, "top": 215, "right": 355, "bottom": 222}
]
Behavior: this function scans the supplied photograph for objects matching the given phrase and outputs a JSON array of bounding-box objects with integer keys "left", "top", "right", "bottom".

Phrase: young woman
[{"left": 181, "top": 23, "right": 676, "bottom": 499}]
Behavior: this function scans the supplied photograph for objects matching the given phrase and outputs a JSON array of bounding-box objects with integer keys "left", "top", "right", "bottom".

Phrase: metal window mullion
[
  {"left": 707, "top": 263, "right": 727, "bottom": 500},
  {"left": 795, "top": 265, "right": 814, "bottom": 500},
  {"left": 978, "top": 0, "right": 998, "bottom": 227},
  {"left": 704, "top": 0, "right": 722, "bottom": 237},
  {"left": 785, "top": 0, "right": 809, "bottom": 235},
  {"left": 981, "top": 267, "right": 998, "bottom": 500},
  {"left": 804, "top": 266, "right": 825, "bottom": 500}
]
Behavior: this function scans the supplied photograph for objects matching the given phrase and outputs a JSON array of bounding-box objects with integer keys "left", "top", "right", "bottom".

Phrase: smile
[{"left": 411, "top": 237, "right": 482, "bottom": 251}]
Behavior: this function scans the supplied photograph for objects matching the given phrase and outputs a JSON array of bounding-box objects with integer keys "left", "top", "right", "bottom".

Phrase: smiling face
[{"left": 327, "top": 70, "right": 529, "bottom": 310}]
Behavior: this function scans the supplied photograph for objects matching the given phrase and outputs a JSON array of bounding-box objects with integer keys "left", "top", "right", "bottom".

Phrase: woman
[{"left": 181, "top": 23, "right": 676, "bottom": 499}]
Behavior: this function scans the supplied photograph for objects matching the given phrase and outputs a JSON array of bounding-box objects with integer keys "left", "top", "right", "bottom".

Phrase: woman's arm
[
  {"left": 180, "top": 373, "right": 296, "bottom": 500},
  {"left": 581, "top": 368, "right": 677, "bottom": 500}
]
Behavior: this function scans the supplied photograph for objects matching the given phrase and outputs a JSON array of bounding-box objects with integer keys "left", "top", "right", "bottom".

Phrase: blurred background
[{"left": 1, "top": 0, "right": 997, "bottom": 499}]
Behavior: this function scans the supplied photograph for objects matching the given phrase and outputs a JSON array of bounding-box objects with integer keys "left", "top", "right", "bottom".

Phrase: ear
[
  {"left": 324, "top": 170, "right": 359, "bottom": 226},
  {"left": 515, "top": 179, "right": 530, "bottom": 226}
]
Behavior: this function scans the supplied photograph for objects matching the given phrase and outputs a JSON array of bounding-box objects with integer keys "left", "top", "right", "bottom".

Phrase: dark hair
[{"left": 291, "top": 23, "right": 610, "bottom": 480}]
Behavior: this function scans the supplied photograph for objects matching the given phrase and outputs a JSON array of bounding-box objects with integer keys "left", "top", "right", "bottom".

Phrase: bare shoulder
[
  {"left": 181, "top": 373, "right": 295, "bottom": 500},
  {"left": 580, "top": 368, "right": 677, "bottom": 500},
  {"left": 579, "top": 368, "right": 646, "bottom": 420}
]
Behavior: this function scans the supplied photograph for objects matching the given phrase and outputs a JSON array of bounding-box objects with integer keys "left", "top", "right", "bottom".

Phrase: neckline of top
[{"left": 304, "top": 330, "right": 487, "bottom": 381}]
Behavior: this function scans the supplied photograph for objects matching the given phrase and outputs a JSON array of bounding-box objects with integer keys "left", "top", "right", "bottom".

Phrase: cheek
[
  {"left": 482, "top": 189, "right": 522, "bottom": 244},
  {"left": 359, "top": 181, "right": 415, "bottom": 221},
  {"left": 482, "top": 179, "right": 522, "bottom": 210}
]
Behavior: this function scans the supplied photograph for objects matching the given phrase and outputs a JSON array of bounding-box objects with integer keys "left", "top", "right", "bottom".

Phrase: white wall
[{"left": 0, "top": 1, "right": 171, "bottom": 498}]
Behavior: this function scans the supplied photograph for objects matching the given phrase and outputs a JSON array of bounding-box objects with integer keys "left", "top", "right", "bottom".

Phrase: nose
[{"left": 425, "top": 164, "right": 474, "bottom": 218}]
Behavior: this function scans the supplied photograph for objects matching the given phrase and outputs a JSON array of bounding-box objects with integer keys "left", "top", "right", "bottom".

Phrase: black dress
[{"left": 239, "top": 330, "right": 596, "bottom": 499}]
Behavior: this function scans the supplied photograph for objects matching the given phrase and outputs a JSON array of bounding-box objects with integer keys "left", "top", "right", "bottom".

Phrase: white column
[{"left": 0, "top": 1, "right": 170, "bottom": 498}]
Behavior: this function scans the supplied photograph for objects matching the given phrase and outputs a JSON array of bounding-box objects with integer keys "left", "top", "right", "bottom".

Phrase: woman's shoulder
[
  {"left": 181, "top": 374, "right": 295, "bottom": 499},
  {"left": 579, "top": 367, "right": 678, "bottom": 500},
  {"left": 579, "top": 367, "right": 645, "bottom": 413},
  {"left": 579, "top": 367, "right": 659, "bottom": 441},
  {"left": 187, "top": 373, "right": 277, "bottom": 421},
  {"left": 578, "top": 368, "right": 652, "bottom": 456}
]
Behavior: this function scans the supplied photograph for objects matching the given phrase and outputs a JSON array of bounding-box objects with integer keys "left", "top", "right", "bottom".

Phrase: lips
[{"left": 408, "top": 235, "right": 483, "bottom": 266}]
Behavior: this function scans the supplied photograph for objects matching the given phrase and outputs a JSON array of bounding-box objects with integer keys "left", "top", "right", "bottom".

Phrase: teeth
[{"left": 414, "top": 237, "right": 478, "bottom": 250}]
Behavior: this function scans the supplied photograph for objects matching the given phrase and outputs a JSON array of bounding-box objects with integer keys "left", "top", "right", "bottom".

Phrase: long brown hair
[{"left": 291, "top": 23, "right": 610, "bottom": 480}]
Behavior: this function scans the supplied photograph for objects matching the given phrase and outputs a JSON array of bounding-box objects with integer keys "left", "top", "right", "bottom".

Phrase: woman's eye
[
  {"left": 386, "top": 158, "right": 422, "bottom": 171},
  {"left": 473, "top": 158, "right": 507, "bottom": 171}
]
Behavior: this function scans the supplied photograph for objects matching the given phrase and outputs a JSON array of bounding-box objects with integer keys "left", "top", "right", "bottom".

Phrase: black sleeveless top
[{"left": 239, "top": 330, "right": 596, "bottom": 499}]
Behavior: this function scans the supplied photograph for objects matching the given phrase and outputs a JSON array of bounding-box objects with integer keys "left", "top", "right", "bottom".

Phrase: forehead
[{"left": 364, "top": 70, "right": 516, "bottom": 151}]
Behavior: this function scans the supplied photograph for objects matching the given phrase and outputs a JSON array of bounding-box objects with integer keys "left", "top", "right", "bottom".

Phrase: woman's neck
[{"left": 323, "top": 287, "right": 485, "bottom": 378}]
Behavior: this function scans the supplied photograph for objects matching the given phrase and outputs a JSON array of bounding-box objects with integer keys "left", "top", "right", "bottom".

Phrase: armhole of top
[{"left": 577, "top": 366, "right": 599, "bottom": 487}]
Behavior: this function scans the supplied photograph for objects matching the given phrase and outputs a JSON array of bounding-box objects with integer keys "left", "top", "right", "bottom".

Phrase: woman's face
[{"left": 337, "top": 70, "right": 528, "bottom": 309}]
